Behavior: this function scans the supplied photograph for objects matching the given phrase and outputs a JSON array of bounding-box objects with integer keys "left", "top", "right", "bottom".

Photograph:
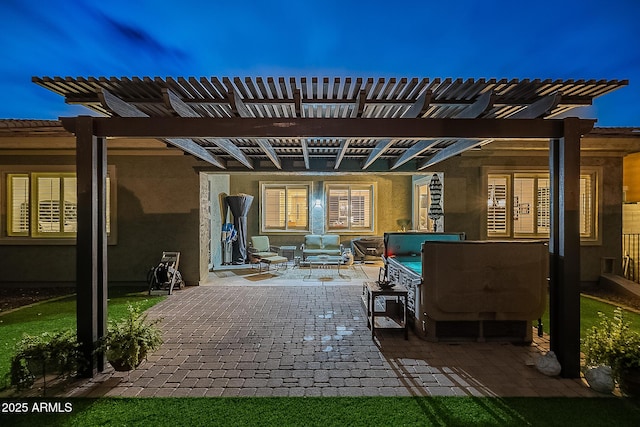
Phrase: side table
[
  {"left": 279, "top": 245, "right": 297, "bottom": 263},
  {"left": 362, "top": 281, "right": 408, "bottom": 340}
]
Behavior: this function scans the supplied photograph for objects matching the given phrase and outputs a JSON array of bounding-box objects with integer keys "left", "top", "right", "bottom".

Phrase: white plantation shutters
[
  {"left": 487, "top": 171, "right": 596, "bottom": 240},
  {"left": 262, "top": 184, "right": 309, "bottom": 232},
  {"left": 264, "top": 187, "right": 286, "bottom": 229},
  {"left": 487, "top": 176, "right": 508, "bottom": 236},
  {"left": 7, "top": 174, "right": 29, "bottom": 235},
  {"left": 326, "top": 184, "right": 374, "bottom": 232},
  {"left": 580, "top": 174, "right": 594, "bottom": 238},
  {"left": 6, "top": 172, "right": 111, "bottom": 238}
]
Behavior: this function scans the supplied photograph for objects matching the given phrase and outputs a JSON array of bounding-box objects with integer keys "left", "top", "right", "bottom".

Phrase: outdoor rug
[{"left": 244, "top": 264, "right": 372, "bottom": 283}]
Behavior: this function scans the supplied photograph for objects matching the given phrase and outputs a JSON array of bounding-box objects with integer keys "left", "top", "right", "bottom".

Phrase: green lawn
[
  {"left": 0, "top": 287, "right": 165, "bottom": 389},
  {"left": 540, "top": 294, "right": 640, "bottom": 340},
  {"left": 0, "top": 396, "right": 639, "bottom": 426},
  {"left": 2, "top": 290, "right": 640, "bottom": 426}
]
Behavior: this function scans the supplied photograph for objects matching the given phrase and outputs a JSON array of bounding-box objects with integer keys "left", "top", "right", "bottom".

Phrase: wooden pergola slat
[
  {"left": 99, "top": 89, "right": 226, "bottom": 168},
  {"left": 392, "top": 91, "right": 494, "bottom": 169},
  {"left": 163, "top": 88, "right": 253, "bottom": 169},
  {"left": 361, "top": 90, "right": 431, "bottom": 169},
  {"left": 229, "top": 87, "right": 282, "bottom": 169}
]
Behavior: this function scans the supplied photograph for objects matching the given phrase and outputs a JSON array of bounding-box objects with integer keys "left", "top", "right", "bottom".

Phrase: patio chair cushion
[
  {"left": 304, "top": 234, "right": 323, "bottom": 249},
  {"left": 302, "top": 234, "right": 342, "bottom": 259}
]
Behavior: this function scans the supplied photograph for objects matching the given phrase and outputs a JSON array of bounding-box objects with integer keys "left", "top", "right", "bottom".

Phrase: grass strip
[
  {"left": 0, "top": 287, "right": 165, "bottom": 389},
  {"left": 539, "top": 294, "right": 640, "bottom": 340},
  {"left": 0, "top": 396, "right": 639, "bottom": 426}
]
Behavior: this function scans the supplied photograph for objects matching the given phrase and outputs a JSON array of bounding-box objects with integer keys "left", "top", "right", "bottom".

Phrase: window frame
[
  {"left": 260, "top": 182, "right": 311, "bottom": 233},
  {"left": 324, "top": 183, "right": 376, "bottom": 233},
  {"left": 30, "top": 172, "right": 78, "bottom": 238},
  {"left": 2, "top": 165, "right": 117, "bottom": 244},
  {"left": 483, "top": 167, "right": 600, "bottom": 244}
]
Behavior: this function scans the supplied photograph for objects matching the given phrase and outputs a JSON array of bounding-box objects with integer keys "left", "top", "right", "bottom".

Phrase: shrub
[
  {"left": 583, "top": 307, "right": 640, "bottom": 380},
  {"left": 8, "top": 329, "right": 85, "bottom": 389},
  {"left": 97, "top": 302, "right": 163, "bottom": 371}
]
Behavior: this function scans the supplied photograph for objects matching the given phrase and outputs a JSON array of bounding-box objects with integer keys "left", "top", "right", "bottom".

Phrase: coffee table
[
  {"left": 279, "top": 245, "right": 297, "bottom": 262},
  {"left": 305, "top": 255, "right": 342, "bottom": 278}
]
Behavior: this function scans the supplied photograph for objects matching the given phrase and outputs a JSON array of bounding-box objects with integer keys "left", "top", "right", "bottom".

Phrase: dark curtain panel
[{"left": 226, "top": 194, "right": 254, "bottom": 263}]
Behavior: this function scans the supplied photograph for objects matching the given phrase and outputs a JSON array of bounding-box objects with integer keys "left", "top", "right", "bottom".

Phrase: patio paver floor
[{"left": 62, "top": 266, "right": 597, "bottom": 398}]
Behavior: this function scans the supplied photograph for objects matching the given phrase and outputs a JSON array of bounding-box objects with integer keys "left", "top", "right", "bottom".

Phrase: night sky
[{"left": 1, "top": 0, "right": 638, "bottom": 126}]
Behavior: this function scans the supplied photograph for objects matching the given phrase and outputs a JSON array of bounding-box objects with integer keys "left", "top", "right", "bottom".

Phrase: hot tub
[
  {"left": 383, "top": 232, "right": 465, "bottom": 332},
  {"left": 420, "top": 240, "right": 547, "bottom": 343},
  {"left": 383, "top": 233, "right": 547, "bottom": 343}
]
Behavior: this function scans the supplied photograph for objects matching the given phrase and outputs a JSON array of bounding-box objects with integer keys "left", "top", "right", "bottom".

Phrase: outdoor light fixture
[{"left": 314, "top": 199, "right": 323, "bottom": 208}]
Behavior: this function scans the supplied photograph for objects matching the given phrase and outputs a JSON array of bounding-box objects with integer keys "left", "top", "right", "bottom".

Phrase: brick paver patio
[{"left": 64, "top": 268, "right": 596, "bottom": 398}]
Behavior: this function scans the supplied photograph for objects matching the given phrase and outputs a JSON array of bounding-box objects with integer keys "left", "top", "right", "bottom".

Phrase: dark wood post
[
  {"left": 75, "top": 116, "right": 108, "bottom": 376},
  {"left": 548, "top": 117, "right": 591, "bottom": 378}
]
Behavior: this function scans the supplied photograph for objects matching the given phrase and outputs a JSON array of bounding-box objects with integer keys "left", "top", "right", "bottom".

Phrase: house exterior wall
[
  {"left": 226, "top": 173, "right": 413, "bottom": 252},
  {"left": 624, "top": 152, "right": 640, "bottom": 203},
  {"left": 0, "top": 153, "right": 203, "bottom": 286},
  {"left": 0, "top": 137, "right": 626, "bottom": 287},
  {"left": 426, "top": 153, "right": 623, "bottom": 283}
]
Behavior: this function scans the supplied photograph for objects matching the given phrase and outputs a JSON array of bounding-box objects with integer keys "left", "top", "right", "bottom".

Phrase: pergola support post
[
  {"left": 549, "top": 117, "right": 583, "bottom": 378},
  {"left": 76, "top": 116, "right": 108, "bottom": 376}
]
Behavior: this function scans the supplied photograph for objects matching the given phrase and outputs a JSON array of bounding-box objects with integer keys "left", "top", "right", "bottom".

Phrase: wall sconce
[{"left": 314, "top": 199, "right": 323, "bottom": 208}]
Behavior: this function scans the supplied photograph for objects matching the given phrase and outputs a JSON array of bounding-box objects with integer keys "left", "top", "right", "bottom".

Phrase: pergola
[{"left": 35, "top": 76, "right": 628, "bottom": 378}]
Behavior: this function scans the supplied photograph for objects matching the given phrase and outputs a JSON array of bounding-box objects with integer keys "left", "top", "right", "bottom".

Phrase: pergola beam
[
  {"left": 353, "top": 90, "right": 366, "bottom": 118},
  {"left": 362, "top": 139, "right": 395, "bottom": 169},
  {"left": 301, "top": 139, "right": 310, "bottom": 169},
  {"left": 162, "top": 89, "right": 253, "bottom": 169},
  {"left": 61, "top": 117, "right": 587, "bottom": 139},
  {"left": 228, "top": 88, "right": 282, "bottom": 169},
  {"left": 419, "top": 139, "right": 487, "bottom": 169},
  {"left": 98, "top": 89, "right": 226, "bottom": 168},
  {"left": 392, "top": 140, "right": 441, "bottom": 169},
  {"left": 508, "top": 92, "right": 562, "bottom": 119},
  {"left": 334, "top": 139, "right": 350, "bottom": 169},
  {"left": 362, "top": 90, "right": 431, "bottom": 169},
  {"left": 393, "top": 91, "right": 493, "bottom": 169}
]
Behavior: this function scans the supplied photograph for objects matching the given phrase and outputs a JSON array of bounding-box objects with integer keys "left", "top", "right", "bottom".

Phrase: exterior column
[
  {"left": 548, "top": 117, "right": 583, "bottom": 378},
  {"left": 76, "top": 116, "right": 108, "bottom": 377}
]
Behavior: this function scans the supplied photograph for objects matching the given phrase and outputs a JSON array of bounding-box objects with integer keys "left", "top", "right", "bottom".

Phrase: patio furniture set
[{"left": 248, "top": 234, "right": 346, "bottom": 273}]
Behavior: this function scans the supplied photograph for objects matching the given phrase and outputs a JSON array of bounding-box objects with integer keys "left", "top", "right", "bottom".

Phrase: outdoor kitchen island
[{"left": 383, "top": 233, "right": 548, "bottom": 343}]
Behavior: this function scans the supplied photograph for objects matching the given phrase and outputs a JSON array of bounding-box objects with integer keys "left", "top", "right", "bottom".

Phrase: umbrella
[
  {"left": 428, "top": 173, "right": 443, "bottom": 232},
  {"left": 226, "top": 194, "right": 254, "bottom": 263}
]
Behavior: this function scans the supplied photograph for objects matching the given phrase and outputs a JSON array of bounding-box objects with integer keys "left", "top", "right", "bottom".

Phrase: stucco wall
[
  {"left": 0, "top": 147, "right": 624, "bottom": 287},
  {"left": 106, "top": 155, "right": 202, "bottom": 285},
  {"left": 0, "top": 154, "right": 203, "bottom": 285},
  {"left": 422, "top": 153, "right": 623, "bottom": 284},
  {"left": 227, "top": 173, "right": 413, "bottom": 250}
]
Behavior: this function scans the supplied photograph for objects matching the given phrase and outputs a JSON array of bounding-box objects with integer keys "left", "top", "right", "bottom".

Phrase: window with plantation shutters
[
  {"left": 261, "top": 183, "right": 310, "bottom": 232},
  {"left": 33, "top": 174, "right": 77, "bottom": 236},
  {"left": 7, "top": 174, "right": 29, "bottom": 236},
  {"left": 580, "top": 174, "right": 595, "bottom": 238},
  {"left": 487, "top": 176, "right": 508, "bottom": 236},
  {"left": 5, "top": 172, "right": 112, "bottom": 239},
  {"left": 326, "top": 184, "right": 374, "bottom": 232},
  {"left": 486, "top": 171, "right": 597, "bottom": 240}
]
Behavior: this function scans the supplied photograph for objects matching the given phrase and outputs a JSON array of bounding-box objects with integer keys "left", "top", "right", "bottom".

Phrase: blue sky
[{"left": 1, "top": 0, "right": 638, "bottom": 126}]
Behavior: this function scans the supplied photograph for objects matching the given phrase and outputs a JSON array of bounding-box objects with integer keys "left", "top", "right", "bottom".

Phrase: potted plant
[
  {"left": 97, "top": 303, "right": 163, "bottom": 371},
  {"left": 583, "top": 307, "right": 640, "bottom": 396},
  {"left": 9, "top": 329, "right": 84, "bottom": 390}
]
